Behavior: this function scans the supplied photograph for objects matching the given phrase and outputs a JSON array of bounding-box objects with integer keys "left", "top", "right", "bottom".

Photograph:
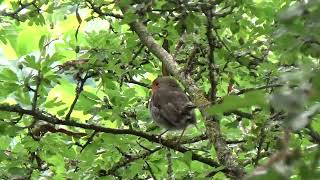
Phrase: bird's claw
[{"left": 156, "top": 134, "right": 164, "bottom": 145}]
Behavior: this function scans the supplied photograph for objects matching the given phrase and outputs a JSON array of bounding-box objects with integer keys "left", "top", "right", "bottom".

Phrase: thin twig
[
  {"left": 145, "top": 161, "right": 157, "bottom": 180},
  {"left": 184, "top": 43, "right": 200, "bottom": 76},
  {"left": 85, "top": 0, "right": 123, "bottom": 19},
  {"left": 236, "top": 84, "right": 283, "bottom": 95},
  {"left": 80, "top": 131, "right": 98, "bottom": 153},
  {"left": 124, "top": 76, "right": 150, "bottom": 88},
  {"left": 254, "top": 127, "right": 266, "bottom": 166},
  {"left": 307, "top": 125, "right": 320, "bottom": 144},
  {"left": 1, "top": 0, "right": 37, "bottom": 20},
  {"left": 223, "top": 110, "right": 254, "bottom": 119},
  {"left": 65, "top": 73, "right": 92, "bottom": 120},
  {"left": 101, "top": 147, "right": 162, "bottom": 176},
  {"left": 173, "top": 31, "right": 187, "bottom": 59},
  {"left": 32, "top": 73, "right": 41, "bottom": 111},
  {"left": 166, "top": 149, "right": 174, "bottom": 180}
]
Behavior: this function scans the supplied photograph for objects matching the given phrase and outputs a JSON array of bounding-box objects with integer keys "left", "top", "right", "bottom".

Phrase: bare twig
[
  {"left": 65, "top": 73, "right": 93, "bottom": 120},
  {"left": 32, "top": 73, "right": 41, "bottom": 111},
  {"left": 123, "top": 75, "right": 150, "bottom": 88},
  {"left": 254, "top": 127, "right": 266, "bottom": 166},
  {"left": 223, "top": 110, "right": 254, "bottom": 120},
  {"left": 173, "top": 31, "right": 187, "bottom": 59},
  {"left": 307, "top": 125, "right": 320, "bottom": 144},
  {"left": 184, "top": 43, "right": 200, "bottom": 76},
  {"left": 130, "top": 44, "right": 145, "bottom": 63},
  {"left": 145, "top": 161, "right": 157, "bottom": 180},
  {"left": 80, "top": 131, "right": 98, "bottom": 153},
  {"left": 167, "top": 149, "right": 174, "bottom": 180}
]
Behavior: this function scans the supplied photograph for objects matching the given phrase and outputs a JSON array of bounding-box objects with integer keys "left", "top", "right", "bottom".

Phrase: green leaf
[
  {"left": 210, "top": 146, "right": 217, "bottom": 160},
  {"left": 46, "top": 154, "right": 66, "bottom": 176},
  {"left": 230, "top": 22, "right": 240, "bottom": 34},
  {"left": 185, "top": 13, "right": 196, "bottom": 33},
  {"left": 21, "top": 136, "right": 39, "bottom": 152},
  {"left": 42, "top": 55, "right": 58, "bottom": 72},
  {"left": 38, "top": 35, "right": 47, "bottom": 51},
  {"left": 0, "top": 136, "right": 11, "bottom": 150},
  {"left": 15, "top": 26, "right": 48, "bottom": 56},
  {"left": 124, "top": 159, "right": 144, "bottom": 179},
  {"left": 8, "top": 167, "right": 28, "bottom": 176},
  {"left": 0, "top": 83, "right": 19, "bottom": 100},
  {"left": 0, "top": 68, "right": 18, "bottom": 82},
  {"left": 118, "top": 0, "right": 133, "bottom": 8},
  {"left": 180, "top": 151, "right": 193, "bottom": 168},
  {"left": 44, "top": 97, "right": 65, "bottom": 108},
  {"left": 14, "top": 89, "right": 31, "bottom": 105},
  {"left": 121, "top": 9, "right": 139, "bottom": 24},
  {"left": 23, "top": 55, "right": 39, "bottom": 70},
  {"left": 206, "top": 91, "right": 266, "bottom": 115}
]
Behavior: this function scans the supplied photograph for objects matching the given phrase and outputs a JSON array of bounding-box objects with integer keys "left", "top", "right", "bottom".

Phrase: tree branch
[
  {"left": 183, "top": 43, "right": 200, "bottom": 76},
  {"left": 236, "top": 84, "right": 283, "bottom": 95},
  {"left": 145, "top": 161, "right": 157, "bottom": 180},
  {"left": 0, "top": 104, "right": 225, "bottom": 171},
  {"left": 167, "top": 149, "right": 174, "bottom": 180},
  {"left": 1, "top": 0, "right": 37, "bottom": 20},
  {"left": 223, "top": 110, "right": 254, "bottom": 119},
  {"left": 254, "top": 127, "right": 267, "bottom": 166},
  {"left": 307, "top": 125, "right": 320, "bottom": 144},
  {"left": 100, "top": 147, "right": 162, "bottom": 176},
  {"left": 203, "top": 8, "right": 218, "bottom": 102},
  {"left": 85, "top": 0, "right": 123, "bottom": 19},
  {"left": 65, "top": 73, "right": 92, "bottom": 120},
  {"left": 80, "top": 131, "right": 97, "bottom": 153}
]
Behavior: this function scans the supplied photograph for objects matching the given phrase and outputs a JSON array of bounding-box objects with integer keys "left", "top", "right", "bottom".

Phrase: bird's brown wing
[
  {"left": 152, "top": 89, "right": 180, "bottom": 123},
  {"left": 153, "top": 89, "right": 194, "bottom": 127}
]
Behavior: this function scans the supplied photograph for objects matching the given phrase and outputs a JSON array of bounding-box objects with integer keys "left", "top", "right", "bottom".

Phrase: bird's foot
[
  {"left": 156, "top": 134, "right": 163, "bottom": 144},
  {"left": 156, "top": 130, "right": 168, "bottom": 145}
]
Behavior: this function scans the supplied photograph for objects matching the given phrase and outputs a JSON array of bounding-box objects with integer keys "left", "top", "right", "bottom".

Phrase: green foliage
[{"left": 0, "top": 0, "right": 319, "bottom": 179}]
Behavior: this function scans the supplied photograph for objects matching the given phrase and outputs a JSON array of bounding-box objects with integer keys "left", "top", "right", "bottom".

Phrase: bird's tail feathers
[
  {"left": 180, "top": 102, "right": 196, "bottom": 115},
  {"left": 184, "top": 102, "right": 197, "bottom": 110}
]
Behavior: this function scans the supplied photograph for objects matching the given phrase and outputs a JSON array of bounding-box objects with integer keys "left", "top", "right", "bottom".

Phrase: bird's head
[{"left": 151, "top": 76, "right": 180, "bottom": 94}]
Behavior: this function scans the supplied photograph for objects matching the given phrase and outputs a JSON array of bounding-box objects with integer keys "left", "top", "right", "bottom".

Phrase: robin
[{"left": 149, "top": 76, "right": 197, "bottom": 142}]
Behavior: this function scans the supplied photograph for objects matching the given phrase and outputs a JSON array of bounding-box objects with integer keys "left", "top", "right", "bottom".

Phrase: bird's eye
[{"left": 155, "top": 82, "right": 159, "bottom": 86}]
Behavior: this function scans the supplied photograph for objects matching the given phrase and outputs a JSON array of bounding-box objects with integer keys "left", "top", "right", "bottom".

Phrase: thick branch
[
  {"left": 204, "top": 8, "right": 217, "bottom": 102},
  {"left": 0, "top": 104, "right": 224, "bottom": 171}
]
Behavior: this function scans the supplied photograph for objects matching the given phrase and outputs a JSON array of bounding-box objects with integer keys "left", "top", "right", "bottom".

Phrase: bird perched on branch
[{"left": 149, "top": 76, "right": 197, "bottom": 142}]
